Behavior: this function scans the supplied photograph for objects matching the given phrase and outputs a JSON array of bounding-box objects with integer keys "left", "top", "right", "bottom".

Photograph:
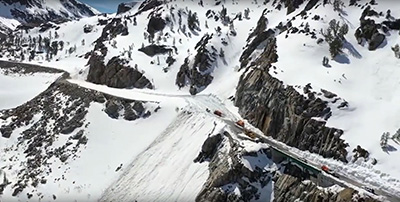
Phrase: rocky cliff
[
  {"left": 0, "top": 62, "right": 156, "bottom": 197},
  {"left": 194, "top": 129, "right": 377, "bottom": 202},
  {"left": 235, "top": 35, "right": 348, "bottom": 162}
]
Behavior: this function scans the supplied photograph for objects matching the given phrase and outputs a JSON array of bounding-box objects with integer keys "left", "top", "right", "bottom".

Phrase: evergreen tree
[
  {"left": 381, "top": 132, "right": 390, "bottom": 149},
  {"left": 321, "top": 19, "right": 349, "bottom": 58}
]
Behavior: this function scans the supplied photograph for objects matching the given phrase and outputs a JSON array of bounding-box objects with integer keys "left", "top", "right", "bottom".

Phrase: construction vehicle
[
  {"left": 213, "top": 110, "right": 223, "bottom": 117},
  {"left": 235, "top": 120, "right": 245, "bottom": 128},
  {"left": 321, "top": 165, "right": 339, "bottom": 178},
  {"left": 244, "top": 129, "right": 257, "bottom": 139}
]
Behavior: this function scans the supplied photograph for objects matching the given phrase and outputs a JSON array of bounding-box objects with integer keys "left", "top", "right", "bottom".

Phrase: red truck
[{"left": 321, "top": 165, "right": 339, "bottom": 178}]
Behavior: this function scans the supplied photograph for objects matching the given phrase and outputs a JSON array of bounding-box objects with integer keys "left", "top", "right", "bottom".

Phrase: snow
[
  {"left": 2, "top": 0, "right": 400, "bottom": 201},
  {"left": 100, "top": 111, "right": 214, "bottom": 202},
  {"left": 0, "top": 69, "right": 62, "bottom": 110},
  {"left": 269, "top": 0, "right": 400, "bottom": 186}
]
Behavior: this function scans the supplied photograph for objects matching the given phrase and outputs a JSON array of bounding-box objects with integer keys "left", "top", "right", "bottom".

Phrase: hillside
[
  {"left": 1, "top": 0, "right": 400, "bottom": 201},
  {"left": 0, "top": 0, "right": 99, "bottom": 39}
]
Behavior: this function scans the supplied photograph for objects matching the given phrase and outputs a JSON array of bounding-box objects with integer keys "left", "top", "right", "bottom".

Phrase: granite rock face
[
  {"left": 176, "top": 33, "right": 217, "bottom": 95},
  {"left": 235, "top": 19, "right": 348, "bottom": 162}
]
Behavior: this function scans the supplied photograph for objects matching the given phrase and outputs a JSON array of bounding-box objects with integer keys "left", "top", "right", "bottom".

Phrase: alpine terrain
[{"left": 0, "top": 0, "right": 400, "bottom": 201}]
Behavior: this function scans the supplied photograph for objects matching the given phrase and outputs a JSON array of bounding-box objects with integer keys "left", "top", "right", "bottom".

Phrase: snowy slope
[
  {"left": 0, "top": 0, "right": 99, "bottom": 24},
  {"left": 1, "top": 0, "right": 400, "bottom": 201},
  {"left": 0, "top": 68, "right": 62, "bottom": 110},
  {"left": 270, "top": 1, "right": 400, "bottom": 181}
]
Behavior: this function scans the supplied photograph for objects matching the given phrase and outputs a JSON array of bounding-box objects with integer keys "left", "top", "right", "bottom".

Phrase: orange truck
[{"left": 236, "top": 120, "right": 245, "bottom": 127}]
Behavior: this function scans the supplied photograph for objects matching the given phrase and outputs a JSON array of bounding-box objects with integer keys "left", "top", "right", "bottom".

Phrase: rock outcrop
[
  {"left": 138, "top": 44, "right": 173, "bottom": 57},
  {"left": 175, "top": 33, "right": 217, "bottom": 95},
  {"left": 274, "top": 174, "right": 379, "bottom": 202},
  {"left": 134, "top": 0, "right": 163, "bottom": 16},
  {"left": 87, "top": 56, "right": 153, "bottom": 89},
  {"left": 117, "top": 2, "right": 138, "bottom": 15},
  {"left": 147, "top": 15, "right": 166, "bottom": 37},
  {"left": 235, "top": 37, "right": 348, "bottom": 162},
  {"left": 196, "top": 131, "right": 275, "bottom": 202},
  {"left": 355, "top": 6, "right": 387, "bottom": 51},
  {"left": 0, "top": 62, "right": 157, "bottom": 197}
]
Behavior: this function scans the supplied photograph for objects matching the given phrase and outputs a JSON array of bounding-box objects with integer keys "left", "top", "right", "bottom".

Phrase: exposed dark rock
[
  {"left": 133, "top": 102, "right": 145, "bottom": 115},
  {"left": 0, "top": 60, "right": 158, "bottom": 196},
  {"left": 147, "top": 15, "right": 166, "bottom": 37},
  {"left": 117, "top": 2, "right": 137, "bottom": 15},
  {"left": 71, "top": 130, "right": 84, "bottom": 140},
  {"left": 196, "top": 131, "right": 272, "bottom": 202},
  {"left": 105, "top": 99, "right": 121, "bottom": 119},
  {"left": 0, "top": 126, "right": 12, "bottom": 138},
  {"left": 321, "top": 89, "right": 337, "bottom": 99},
  {"left": 383, "top": 19, "right": 400, "bottom": 30},
  {"left": 194, "top": 134, "right": 223, "bottom": 163},
  {"left": 135, "top": 0, "right": 163, "bottom": 16},
  {"left": 240, "top": 11, "right": 290, "bottom": 69},
  {"left": 304, "top": 0, "right": 319, "bottom": 11},
  {"left": 368, "top": 33, "right": 385, "bottom": 50},
  {"left": 235, "top": 37, "right": 348, "bottom": 162},
  {"left": 352, "top": 145, "right": 369, "bottom": 161},
  {"left": 138, "top": 44, "right": 173, "bottom": 57},
  {"left": 98, "top": 18, "right": 129, "bottom": 41},
  {"left": 83, "top": 24, "right": 93, "bottom": 33},
  {"left": 280, "top": 0, "right": 306, "bottom": 14},
  {"left": 124, "top": 105, "right": 138, "bottom": 121},
  {"left": 87, "top": 56, "right": 153, "bottom": 89},
  {"left": 176, "top": 33, "right": 216, "bottom": 95},
  {"left": 273, "top": 174, "right": 378, "bottom": 202}
]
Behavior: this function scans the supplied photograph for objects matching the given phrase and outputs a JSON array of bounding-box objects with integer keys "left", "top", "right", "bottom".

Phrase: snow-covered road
[{"left": 69, "top": 79, "right": 400, "bottom": 202}]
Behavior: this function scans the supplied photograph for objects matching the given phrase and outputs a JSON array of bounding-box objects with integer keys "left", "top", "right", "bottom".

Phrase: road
[
  {"left": 1, "top": 60, "right": 398, "bottom": 202},
  {"left": 223, "top": 119, "right": 399, "bottom": 202}
]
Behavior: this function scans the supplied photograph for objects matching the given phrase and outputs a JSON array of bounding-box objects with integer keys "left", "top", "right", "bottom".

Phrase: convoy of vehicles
[{"left": 210, "top": 108, "right": 378, "bottom": 197}]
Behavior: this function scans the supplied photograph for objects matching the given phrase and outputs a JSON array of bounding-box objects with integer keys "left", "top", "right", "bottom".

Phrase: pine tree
[
  {"left": 321, "top": 19, "right": 349, "bottom": 58},
  {"left": 381, "top": 132, "right": 390, "bottom": 149},
  {"left": 392, "top": 129, "right": 400, "bottom": 142}
]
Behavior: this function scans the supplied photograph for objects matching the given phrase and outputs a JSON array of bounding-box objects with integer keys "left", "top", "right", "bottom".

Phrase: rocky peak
[{"left": 0, "top": 0, "right": 98, "bottom": 27}]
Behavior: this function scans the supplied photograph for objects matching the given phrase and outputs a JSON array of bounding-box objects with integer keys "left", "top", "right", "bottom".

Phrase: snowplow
[
  {"left": 321, "top": 165, "right": 339, "bottom": 178},
  {"left": 235, "top": 120, "right": 245, "bottom": 128},
  {"left": 213, "top": 110, "right": 223, "bottom": 117},
  {"left": 244, "top": 129, "right": 257, "bottom": 139}
]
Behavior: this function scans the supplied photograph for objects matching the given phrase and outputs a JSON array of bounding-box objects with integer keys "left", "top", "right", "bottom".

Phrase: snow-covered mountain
[
  {"left": 0, "top": 0, "right": 99, "bottom": 37},
  {"left": 1, "top": 0, "right": 400, "bottom": 201}
]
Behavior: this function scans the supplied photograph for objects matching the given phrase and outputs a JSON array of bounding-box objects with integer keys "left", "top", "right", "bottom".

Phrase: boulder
[
  {"left": 105, "top": 99, "right": 121, "bottom": 119},
  {"left": 83, "top": 24, "right": 93, "bottom": 33},
  {"left": 0, "top": 126, "right": 12, "bottom": 138},
  {"left": 368, "top": 33, "right": 385, "bottom": 50}
]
